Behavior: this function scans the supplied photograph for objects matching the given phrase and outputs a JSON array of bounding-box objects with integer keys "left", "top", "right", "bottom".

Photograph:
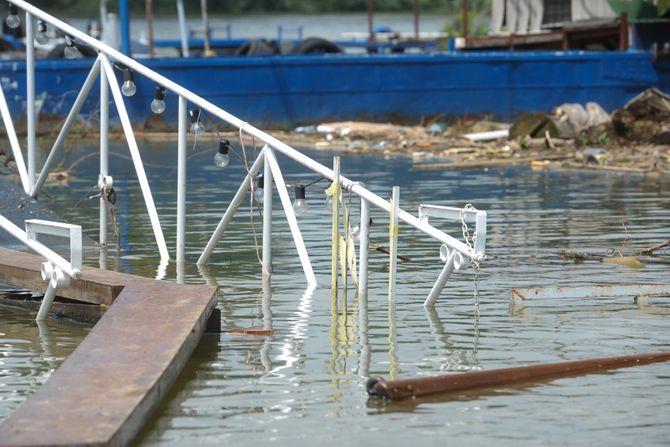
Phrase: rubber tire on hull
[
  {"left": 46, "top": 42, "right": 98, "bottom": 58},
  {"left": 291, "top": 37, "right": 342, "bottom": 54},
  {"left": 234, "top": 39, "right": 277, "bottom": 56}
]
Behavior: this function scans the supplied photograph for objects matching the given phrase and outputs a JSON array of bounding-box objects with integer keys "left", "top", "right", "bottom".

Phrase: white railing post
[
  {"left": 100, "top": 56, "right": 169, "bottom": 261},
  {"left": 424, "top": 248, "right": 463, "bottom": 307},
  {"left": 176, "top": 95, "right": 187, "bottom": 265},
  {"left": 262, "top": 153, "right": 273, "bottom": 277},
  {"left": 25, "top": 11, "right": 36, "bottom": 192},
  {"left": 197, "top": 148, "right": 267, "bottom": 265},
  {"left": 265, "top": 148, "right": 317, "bottom": 287},
  {"left": 388, "top": 187, "right": 399, "bottom": 302},
  {"left": 0, "top": 80, "right": 29, "bottom": 193},
  {"left": 31, "top": 58, "right": 101, "bottom": 197},
  {"left": 331, "top": 157, "right": 340, "bottom": 291},
  {"left": 99, "top": 58, "right": 109, "bottom": 247},
  {"left": 358, "top": 198, "right": 370, "bottom": 295}
]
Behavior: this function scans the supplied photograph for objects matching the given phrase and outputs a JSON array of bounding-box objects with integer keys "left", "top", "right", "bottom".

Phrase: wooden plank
[{"left": 0, "top": 248, "right": 219, "bottom": 446}]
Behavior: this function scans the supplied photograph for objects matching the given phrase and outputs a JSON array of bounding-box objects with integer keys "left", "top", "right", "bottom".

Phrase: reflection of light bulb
[
  {"left": 36, "top": 21, "right": 49, "bottom": 45},
  {"left": 213, "top": 139, "right": 230, "bottom": 168},
  {"left": 121, "top": 70, "right": 136, "bottom": 97},
  {"left": 150, "top": 86, "right": 165, "bottom": 114},
  {"left": 351, "top": 224, "right": 360, "bottom": 240},
  {"left": 293, "top": 185, "right": 308, "bottom": 217},
  {"left": 5, "top": 4, "right": 20, "bottom": 29},
  {"left": 254, "top": 175, "right": 264, "bottom": 204}
]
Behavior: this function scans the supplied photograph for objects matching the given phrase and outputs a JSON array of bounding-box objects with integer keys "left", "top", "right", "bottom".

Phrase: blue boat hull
[{"left": 0, "top": 50, "right": 668, "bottom": 129}]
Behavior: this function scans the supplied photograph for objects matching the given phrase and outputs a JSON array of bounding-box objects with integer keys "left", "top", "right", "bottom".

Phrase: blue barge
[{"left": 0, "top": 1, "right": 669, "bottom": 130}]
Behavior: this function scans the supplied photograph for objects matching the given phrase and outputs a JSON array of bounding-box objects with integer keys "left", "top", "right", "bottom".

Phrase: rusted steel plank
[
  {"left": 0, "top": 247, "right": 126, "bottom": 305},
  {"left": 367, "top": 352, "right": 670, "bottom": 401},
  {"left": 0, "top": 248, "right": 219, "bottom": 446},
  {"left": 0, "top": 295, "right": 106, "bottom": 324}
]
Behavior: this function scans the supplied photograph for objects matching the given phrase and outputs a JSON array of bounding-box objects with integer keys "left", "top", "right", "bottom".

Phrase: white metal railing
[
  {"left": 1, "top": 0, "right": 487, "bottom": 306},
  {"left": 0, "top": 214, "right": 82, "bottom": 320}
]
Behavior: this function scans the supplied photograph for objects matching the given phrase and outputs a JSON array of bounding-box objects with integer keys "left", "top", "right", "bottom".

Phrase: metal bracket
[
  {"left": 25, "top": 219, "right": 82, "bottom": 320},
  {"left": 418, "top": 204, "right": 487, "bottom": 257}
]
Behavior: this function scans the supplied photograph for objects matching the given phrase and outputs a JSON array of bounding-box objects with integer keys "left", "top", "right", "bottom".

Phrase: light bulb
[
  {"left": 150, "top": 98, "right": 165, "bottom": 114},
  {"left": 351, "top": 224, "right": 360, "bottom": 240},
  {"left": 121, "top": 69, "right": 136, "bottom": 97},
  {"left": 293, "top": 185, "right": 308, "bottom": 217},
  {"left": 5, "top": 4, "right": 19, "bottom": 29},
  {"left": 64, "top": 44, "right": 79, "bottom": 59},
  {"left": 150, "top": 86, "right": 165, "bottom": 114},
  {"left": 190, "top": 121, "right": 205, "bottom": 135},
  {"left": 213, "top": 152, "right": 229, "bottom": 168},
  {"left": 36, "top": 21, "right": 49, "bottom": 45},
  {"left": 64, "top": 36, "right": 79, "bottom": 59},
  {"left": 189, "top": 108, "right": 205, "bottom": 135},
  {"left": 324, "top": 183, "right": 333, "bottom": 210},
  {"left": 254, "top": 175, "right": 264, "bottom": 205},
  {"left": 213, "top": 139, "right": 230, "bottom": 168}
]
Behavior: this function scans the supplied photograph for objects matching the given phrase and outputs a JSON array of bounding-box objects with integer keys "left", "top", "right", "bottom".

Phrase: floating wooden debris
[
  {"left": 511, "top": 283, "right": 670, "bottom": 307},
  {"left": 367, "top": 352, "right": 670, "bottom": 401}
]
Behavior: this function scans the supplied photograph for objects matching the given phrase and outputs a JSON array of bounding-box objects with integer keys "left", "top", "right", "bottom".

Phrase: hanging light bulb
[
  {"left": 253, "top": 174, "right": 264, "bottom": 205},
  {"left": 351, "top": 224, "right": 360, "bottom": 240},
  {"left": 293, "top": 185, "right": 308, "bottom": 217},
  {"left": 189, "top": 108, "right": 205, "bottom": 135},
  {"left": 213, "top": 139, "right": 230, "bottom": 168},
  {"left": 64, "top": 35, "right": 80, "bottom": 59},
  {"left": 35, "top": 20, "right": 49, "bottom": 45},
  {"left": 5, "top": 3, "right": 20, "bottom": 30},
  {"left": 121, "top": 68, "right": 137, "bottom": 97},
  {"left": 351, "top": 217, "right": 372, "bottom": 240},
  {"left": 150, "top": 86, "right": 166, "bottom": 114},
  {"left": 324, "top": 183, "right": 333, "bottom": 210}
]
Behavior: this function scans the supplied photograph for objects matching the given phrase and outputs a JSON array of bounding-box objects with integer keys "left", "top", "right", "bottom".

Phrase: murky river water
[{"left": 1, "top": 139, "right": 669, "bottom": 445}]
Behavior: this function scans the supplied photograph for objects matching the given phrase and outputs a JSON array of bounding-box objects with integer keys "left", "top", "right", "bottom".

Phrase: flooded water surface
[{"left": 1, "top": 140, "right": 669, "bottom": 446}]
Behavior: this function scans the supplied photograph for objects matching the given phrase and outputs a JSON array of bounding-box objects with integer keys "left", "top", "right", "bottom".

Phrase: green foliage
[{"left": 659, "top": 0, "right": 670, "bottom": 16}]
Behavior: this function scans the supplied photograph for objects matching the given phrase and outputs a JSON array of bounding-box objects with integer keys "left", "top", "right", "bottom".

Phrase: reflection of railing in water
[{"left": 1, "top": 0, "right": 487, "bottom": 307}]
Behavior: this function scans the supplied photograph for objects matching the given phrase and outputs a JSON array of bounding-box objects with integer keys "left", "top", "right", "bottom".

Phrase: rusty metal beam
[{"left": 367, "top": 352, "right": 670, "bottom": 400}]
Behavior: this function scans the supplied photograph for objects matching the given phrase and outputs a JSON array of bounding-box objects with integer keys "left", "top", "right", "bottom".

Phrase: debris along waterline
[{"left": 366, "top": 352, "right": 670, "bottom": 401}]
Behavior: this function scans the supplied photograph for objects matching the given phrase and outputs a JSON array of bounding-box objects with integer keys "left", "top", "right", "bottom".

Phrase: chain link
[{"left": 460, "top": 204, "right": 481, "bottom": 319}]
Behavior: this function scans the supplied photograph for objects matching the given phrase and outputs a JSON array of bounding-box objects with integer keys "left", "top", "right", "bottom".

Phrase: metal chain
[{"left": 460, "top": 204, "right": 481, "bottom": 319}]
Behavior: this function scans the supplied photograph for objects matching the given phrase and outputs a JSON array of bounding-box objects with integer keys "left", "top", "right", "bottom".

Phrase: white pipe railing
[
  {"left": 10, "top": 0, "right": 479, "bottom": 262},
  {"left": 2, "top": 0, "right": 486, "bottom": 302},
  {"left": 0, "top": 215, "right": 81, "bottom": 280},
  {"left": 25, "top": 12, "right": 36, "bottom": 192}
]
